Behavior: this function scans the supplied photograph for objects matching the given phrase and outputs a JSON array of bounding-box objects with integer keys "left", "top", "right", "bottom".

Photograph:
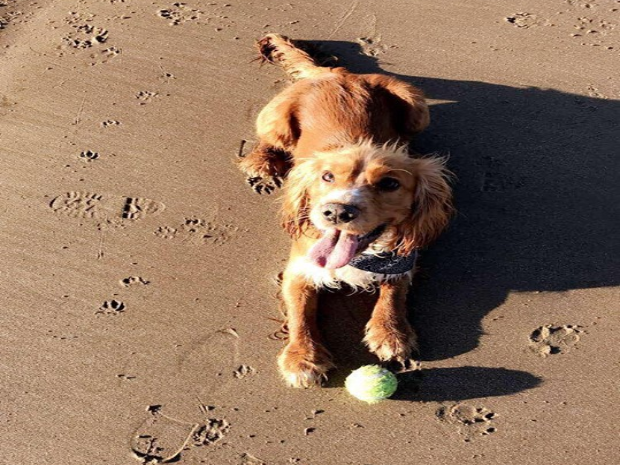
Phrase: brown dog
[{"left": 239, "top": 34, "right": 453, "bottom": 388}]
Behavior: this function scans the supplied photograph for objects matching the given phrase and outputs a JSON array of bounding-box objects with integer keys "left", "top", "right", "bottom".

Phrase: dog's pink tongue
[
  {"left": 326, "top": 231, "right": 359, "bottom": 269},
  {"left": 308, "top": 230, "right": 359, "bottom": 269}
]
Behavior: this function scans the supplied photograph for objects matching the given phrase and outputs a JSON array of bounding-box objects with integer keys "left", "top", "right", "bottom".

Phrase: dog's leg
[
  {"left": 237, "top": 142, "right": 291, "bottom": 195},
  {"left": 239, "top": 84, "right": 301, "bottom": 194},
  {"left": 364, "top": 275, "right": 418, "bottom": 369},
  {"left": 257, "top": 33, "right": 331, "bottom": 80},
  {"left": 278, "top": 271, "right": 334, "bottom": 387}
]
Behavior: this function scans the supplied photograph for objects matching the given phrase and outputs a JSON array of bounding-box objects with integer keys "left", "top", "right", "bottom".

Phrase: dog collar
[{"left": 348, "top": 250, "right": 418, "bottom": 275}]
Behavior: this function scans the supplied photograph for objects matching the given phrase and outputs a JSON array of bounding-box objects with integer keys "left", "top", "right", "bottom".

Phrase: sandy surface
[{"left": 1, "top": 0, "right": 619, "bottom": 463}]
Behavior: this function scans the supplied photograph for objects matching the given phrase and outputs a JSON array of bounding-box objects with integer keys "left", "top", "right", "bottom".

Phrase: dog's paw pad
[
  {"left": 246, "top": 175, "right": 282, "bottom": 195},
  {"left": 384, "top": 356, "right": 421, "bottom": 373},
  {"left": 257, "top": 34, "right": 282, "bottom": 63}
]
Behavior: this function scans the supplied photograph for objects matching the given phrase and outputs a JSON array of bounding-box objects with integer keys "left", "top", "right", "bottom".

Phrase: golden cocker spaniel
[{"left": 239, "top": 34, "right": 453, "bottom": 388}]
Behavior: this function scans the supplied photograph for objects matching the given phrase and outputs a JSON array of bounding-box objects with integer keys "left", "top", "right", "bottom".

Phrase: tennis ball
[{"left": 345, "top": 365, "right": 398, "bottom": 403}]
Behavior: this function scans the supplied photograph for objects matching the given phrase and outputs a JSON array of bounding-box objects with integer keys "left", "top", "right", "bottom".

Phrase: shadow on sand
[{"left": 300, "top": 40, "right": 619, "bottom": 399}]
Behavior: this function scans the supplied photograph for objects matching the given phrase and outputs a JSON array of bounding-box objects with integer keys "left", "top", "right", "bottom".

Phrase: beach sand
[{"left": 1, "top": 0, "right": 618, "bottom": 463}]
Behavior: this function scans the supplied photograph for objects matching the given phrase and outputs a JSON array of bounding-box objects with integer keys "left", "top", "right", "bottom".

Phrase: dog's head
[{"left": 282, "top": 142, "right": 454, "bottom": 269}]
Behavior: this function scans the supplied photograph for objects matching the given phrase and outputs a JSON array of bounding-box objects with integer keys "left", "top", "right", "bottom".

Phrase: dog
[{"left": 238, "top": 34, "right": 453, "bottom": 388}]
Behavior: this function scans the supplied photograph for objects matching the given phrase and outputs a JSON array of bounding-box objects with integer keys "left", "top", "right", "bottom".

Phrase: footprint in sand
[
  {"left": 96, "top": 299, "right": 126, "bottom": 315},
  {"left": 136, "top": 90, "right": 158, "bottom": 104},
  {"left": 49, "top": 191, "right": 164, "bottom": 225},
  {"left": 154, "top": 218, "right": 238, "bottom": 245},
  {"left": 128, "top": 329, "right": 247, "bottom": 462},
  {"left": 100, "top": 46, "right": 122, "bottom": 62},
  {"left": 529, "top": 324, "right": 583, "bottom": 356},
  {"left": 130, "top": 405, "right": 231, "bottom": 462},
  {"left": 233, "top": 364, "right": 256, "bottom": 379},
  {"left": 153, "top": 225, "right": 177, "bottom": 239},
  {"left": 565, "top": 0, "right": 597, "bottom": 8},
  {"left": 63, "top": 24, "right": 109, "bottom": 49},
  {"left": 79, "top": 150, "right": 99, "bottom": 161},
  {"left": 120, "top": 276, "right": 150, "bottom": 287},
  {"left": 159, "top": 71, "right": 176, "bottom": 83},
  {"left": 586, "top": 84, "right": 606, "bottom": 99},
  {"left": 504, "top": 12, "right": 541, "bottom": 29},
  {"left": 192, "top": 418, "right": 231, "bottom": 446},
  {"left": 570, "top": 16, "right": 616, "bottom": 49},
  {"left": 60, "top": 11, "right": 122, "bottom": 61},
  {"left": 131, "top": 405, "right": 200, "bottom": 463},
  {"left": 437, "top": 404, "right": 497, "bottom": 441},
  {"left": 122, "top": 197, "right": 163, "bottom": 220},
  {"left": 176, "top": 327, "right": 257, "bottom": 402},
  {"left": 0, "top": 6, "right": 32, "bottom": 30},
  {"left": 101, "top": 119, "right": 121, "bottom": 128},
  {"left": 357, "top": 36, "right": 388, "bottom": 57},
  {"left": 157, "top": 3, "right": 203, "bottom": 26}
]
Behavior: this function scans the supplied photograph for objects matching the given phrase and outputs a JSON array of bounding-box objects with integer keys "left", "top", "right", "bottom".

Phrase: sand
[{"left": 1, "top": 0, "right": 618, "bottom": 463}]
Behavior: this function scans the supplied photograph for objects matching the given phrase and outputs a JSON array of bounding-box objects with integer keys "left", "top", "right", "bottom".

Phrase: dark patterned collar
[{"left": 348, "top": 250, "right": 418, "bottom": 275}]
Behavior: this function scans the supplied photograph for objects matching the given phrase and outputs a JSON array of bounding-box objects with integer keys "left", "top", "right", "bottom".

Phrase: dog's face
[
  {"left": 306, "top": 147, "right": 416, "bottom": 235},
  {"left": 283, "top": 143, "right": 453, "bottom": 268}
]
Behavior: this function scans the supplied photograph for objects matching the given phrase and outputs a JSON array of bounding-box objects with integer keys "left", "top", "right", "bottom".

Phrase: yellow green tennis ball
[{"left": 345, "top": 365, "right": 398, "bottom": 403}]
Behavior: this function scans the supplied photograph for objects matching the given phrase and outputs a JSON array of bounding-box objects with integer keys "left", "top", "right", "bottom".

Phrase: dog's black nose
[{"left": 322, "top": 203, "right": 360, "bottom": 224}]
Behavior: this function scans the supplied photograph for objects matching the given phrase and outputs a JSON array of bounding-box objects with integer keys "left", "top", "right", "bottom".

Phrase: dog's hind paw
[
  {"left": 246, "top": 175, "right": 283, "bottom": 195},
  {"left": 256, "top": 33, "right": 288, "bottom": 64}
]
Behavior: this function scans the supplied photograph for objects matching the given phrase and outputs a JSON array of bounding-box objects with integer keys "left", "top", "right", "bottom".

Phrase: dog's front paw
[
  {"left": 364, "top": 319, "right": 419, "bottom": 370},
  {"left": 246, "top": 174, "right": 283, "bottom": 195},
  {"left": 277, "top": 342, "right": 334, "bottom": 388}
]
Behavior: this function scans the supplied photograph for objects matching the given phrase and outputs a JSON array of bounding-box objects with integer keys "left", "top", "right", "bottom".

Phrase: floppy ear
[
  {"left": 281, "top": 160, "right": 314, "bottom": 237},
  {"left": 394, "top": 156, "right": 454, "bottom": 255}
]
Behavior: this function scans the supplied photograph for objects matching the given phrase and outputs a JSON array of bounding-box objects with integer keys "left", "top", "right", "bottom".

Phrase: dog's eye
[
  {"left": 322, "top": 171, "right": 335, "bottom": 183},
  {"left": 377, "top": 177, "right": 400, "bottom": 191}
]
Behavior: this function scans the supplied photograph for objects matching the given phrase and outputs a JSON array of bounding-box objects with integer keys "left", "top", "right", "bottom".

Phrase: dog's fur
[{"left": 239, "top": 34, "right": 453, "bottom": 388}]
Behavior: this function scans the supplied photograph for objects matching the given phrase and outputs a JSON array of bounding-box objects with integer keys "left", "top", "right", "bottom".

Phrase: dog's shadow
[{"left": 305, "top": 40, "right": 619, "bottom": 399}]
